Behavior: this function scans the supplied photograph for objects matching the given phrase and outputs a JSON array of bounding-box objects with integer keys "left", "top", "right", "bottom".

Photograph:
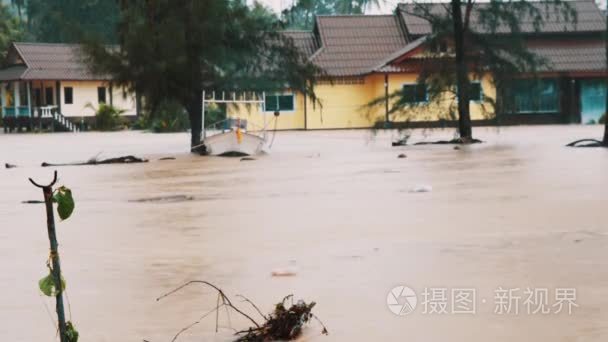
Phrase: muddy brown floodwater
[{"left": 1, "top": 126, "right": 608, "bottom": 342}]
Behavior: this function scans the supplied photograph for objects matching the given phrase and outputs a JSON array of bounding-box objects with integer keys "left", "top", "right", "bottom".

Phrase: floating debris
[
  {"left": 22, "top": 200, "right": 45, "bottom": 204},
  {"left": 271, "top": 266, "right": 298, "bottom": 277},
  {"left": 42, "top": 155, "right": 148, "bottom": 167},
  {"left": 5, "top": 163, "right": 17, "bottom": 169},
  {"left": 409, "top": 185, "right": 433, "bottom": 193},
  {"left": 158, "top": 157, "right": 176, "bottom": 161},
  {"left": 129, "top": 195, "right": 194, "bottom": 203},
  {"left": 397, "top": 153, "right": 407, "bottom": 159},
  {"left": 241, "top": 157, "right": 256, "bottom": 161}
]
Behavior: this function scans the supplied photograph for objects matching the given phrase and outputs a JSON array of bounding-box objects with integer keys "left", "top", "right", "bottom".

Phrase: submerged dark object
[
  {"left": 414, "top": 138, "right": 483, "bottom": 145},
  {"left": 41, "top": 155, "right": 148, "bottom": 167},
  {"left": 22, "top": 200, "right": 45, "bottom": 204},
  {"left": 219, "top": 151, "right": 250, "bottom": 157},
  {"left": 566, "top": 139, "right": 606, "bottom": 148},
  {"left": 129, "top": 195, "right": 194, "bottom": 203}
]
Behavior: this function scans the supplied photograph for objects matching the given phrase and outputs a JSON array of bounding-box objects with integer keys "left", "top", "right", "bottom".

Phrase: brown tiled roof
[
  {"left": 310, "top": 15, "right": 408, "bottom": 76},
  {"left": 373, "top": 36, "right": 427, "bottom": 72},
  {"left": 399, "top": 0, "right": 605, "bottom": 36},
  {"left": 0, "top": 65, "right": 27, "bottom": 81},
  {"left": 0, "top": 42, "right": 109, "bottom": 81},
  {"left": 283, "top": 31, "right": 319, "bottom": 58},
  {"left": 531, "top": 41, "right": 606, "bottom": 72}
]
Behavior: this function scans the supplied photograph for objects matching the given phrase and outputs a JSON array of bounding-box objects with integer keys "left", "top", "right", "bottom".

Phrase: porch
[{"left": 1, "top": 80, "right": 79, "bottom": 132}]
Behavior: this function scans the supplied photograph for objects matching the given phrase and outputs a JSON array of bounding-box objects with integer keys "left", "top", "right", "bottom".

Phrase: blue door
[{"left": 580, "top": 80, "right": 606, "bottom": 124}]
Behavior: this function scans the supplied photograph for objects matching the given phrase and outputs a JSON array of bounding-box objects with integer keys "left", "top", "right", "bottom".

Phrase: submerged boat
[{"left": 201, "top": 118, "right": 267, "bottom": 156}]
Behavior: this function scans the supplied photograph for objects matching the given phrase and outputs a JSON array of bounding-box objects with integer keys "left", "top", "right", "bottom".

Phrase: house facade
[
  {"left": 0, "top": 43, "right": 137, "bottom": 132},
  {"left": 228, "top": 0, "right": 607, "bottom": 130}
]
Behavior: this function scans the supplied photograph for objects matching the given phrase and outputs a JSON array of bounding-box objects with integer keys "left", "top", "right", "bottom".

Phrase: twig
[
  {"left": 29, "top": 170, "right": 58, "bottom": 188},
  {"left": 311, "top": 314, "right": 329, "bottom": 335},
  {"left": 157, "top": 281, "right": 260, "bottom": 329},
  {"left": 236, "top": 294, "right": 268, "bottom": 321},
  {"left": 170, "top": 304, "right": 226, "bottom": 342}
]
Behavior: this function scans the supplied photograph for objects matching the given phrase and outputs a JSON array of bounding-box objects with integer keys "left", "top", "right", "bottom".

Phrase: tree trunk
[
  {"left": 604, "top": 11, "right": 608, "bottom": 146},
  {"left": 451, "top": 0, "right": 473, "bottom": 140},
  {"left": 187, "top": 91, "right": 203, "bottom": 151}
]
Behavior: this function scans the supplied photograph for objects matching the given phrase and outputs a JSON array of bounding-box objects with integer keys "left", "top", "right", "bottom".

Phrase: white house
[{"left": 0, "top": 42, "right": 138, "bottom": 132}]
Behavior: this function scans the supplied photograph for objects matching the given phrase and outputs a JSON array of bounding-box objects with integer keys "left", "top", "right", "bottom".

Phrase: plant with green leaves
[
  {"left": 86, "top": 103, "right": 126, "bottom": 131},
  {"left": 29, "top": 171, "right": 78, "bottom": 342},
  {"left": 82, "top": 0, "right": 322, "bottom": 151}
]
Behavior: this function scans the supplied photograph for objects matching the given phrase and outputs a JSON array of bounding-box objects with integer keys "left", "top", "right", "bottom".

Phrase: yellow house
[
  {"left": 228, "top": 1, "right": 607, "bottom": 130},
  {"left": 0, "top": 42, "right": 137, "bottom": 132}
]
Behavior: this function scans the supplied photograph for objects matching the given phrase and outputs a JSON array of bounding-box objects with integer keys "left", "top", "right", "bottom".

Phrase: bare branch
[
  {"left": 29, "top": 170, "right": 58, "bottom": 189},
  {"left": 236, "top": 294, "right": 268, "bottom": 321},
  {"left": 157, "top": 281, "right": 261, "bottom": 329}
]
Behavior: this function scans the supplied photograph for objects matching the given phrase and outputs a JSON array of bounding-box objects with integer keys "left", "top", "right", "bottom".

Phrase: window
[
  {"left": 454, "top": 82, "right": 483, "bottom": 102},
  {"left": 469, "top": 82, "right": 483, "bottom": 102},
  {"left": 402, "top": 84, "right": 427, "bottom": 103},
  {"left": 512, "top": 79, "right": 558, "bottom": 113},
  {"left": 34, "top": 88, "right": 42, "bottom": 106},
  {"left": 64, "top": 87, "right": 73, "bottom": 104},
  {"left": 265, "top": 94, "right": 295, "bottom": 112},
  {"left": 98, "top": 87, "right": 107, "bottom": 104},
  {"left": 45, "top": 87, "right": 53, "bottom": 105}
]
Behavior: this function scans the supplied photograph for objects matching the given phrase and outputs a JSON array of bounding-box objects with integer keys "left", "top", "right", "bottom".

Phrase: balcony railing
[{"left": 2, "top": 106, "right": 31, "bottom": 117}]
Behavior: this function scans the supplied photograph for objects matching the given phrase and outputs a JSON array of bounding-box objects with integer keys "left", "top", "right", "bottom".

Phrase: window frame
[
  {"left": 401, "top": 83, "right": 429, "bottom": 104},
  {"left": 264, "top": 93, "right": 296, "bottom": 113},
  {"left": 469, "top": 81, "right": 483, "bottom": 103},
  {"left": 97, "top": 86, "right": 107, "bottom": 104},
  {"left": 45, "top": 87, "right": 54, "bottom": 106},
  {"left": 511, "top": 78, "right": 559, "bottom": 114},
  {"left": 64, "top": 87, "right": 73, "bottom": 105}
]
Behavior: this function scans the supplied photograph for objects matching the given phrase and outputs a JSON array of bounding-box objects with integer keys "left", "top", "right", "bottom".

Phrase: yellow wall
[{"left": 226, "top": 72, "right": 497, "bottom": 130}]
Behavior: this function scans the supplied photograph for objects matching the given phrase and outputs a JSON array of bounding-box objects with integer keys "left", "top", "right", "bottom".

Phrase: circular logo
[{"left": 387, "top": 285, "right": 417, "bottom": 316}]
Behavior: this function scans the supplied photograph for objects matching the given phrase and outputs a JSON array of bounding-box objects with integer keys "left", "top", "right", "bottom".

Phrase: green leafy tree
[
  {"left": 10, "top": 0, "right": 24, "bottom": 21},
  {"left": 283, "top": 0, "right": 384, "bottom": 29},
  {"left": 25, "top": 0, "right": 119, "bottom": 43},
  {"left": 0, "top": 2, "right": 23, "bottom": 64},
  {"left": 380, "top": 0, "right": 576, "bottom": 142},
  {"left": 83, "top": 0, "right": 321, "bottom": 150}
]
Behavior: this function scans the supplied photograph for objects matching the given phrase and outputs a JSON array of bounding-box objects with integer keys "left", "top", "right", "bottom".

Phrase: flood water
[{"left": 1, "top": 126, "right": 608, "bottom": 342}]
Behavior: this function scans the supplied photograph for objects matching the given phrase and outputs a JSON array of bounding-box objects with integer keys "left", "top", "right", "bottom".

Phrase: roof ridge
[
  {"left": 14, "top": 42, "right": 80, "bottom": 47},
  {"left": 317, "top": 14, "right": 395, "bottom": 18}
]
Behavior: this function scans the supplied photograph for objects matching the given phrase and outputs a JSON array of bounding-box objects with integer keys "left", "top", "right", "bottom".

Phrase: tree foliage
[
  {"left": 382, "top": 0, "right": 576, "bottom": 140},
  {"left": 83, "top": 0, "right": 322, "bottom": 149},
  {"left": 0, "top": 2, "right": 23, "bottom": 64},
  {"left": 283, "top": 0, "right": 384, "bottom": 29},
  {"left": 24, "top": 0, "right": 119, "bottom": 43}
]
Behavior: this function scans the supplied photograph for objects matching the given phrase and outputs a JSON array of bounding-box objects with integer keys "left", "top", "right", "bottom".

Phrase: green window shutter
[
  {"left": 278, "top": 95, "right": 294, "bottom": 111},
  {"left": 265, "top": 95, "right": 278, "bottom": 111}
]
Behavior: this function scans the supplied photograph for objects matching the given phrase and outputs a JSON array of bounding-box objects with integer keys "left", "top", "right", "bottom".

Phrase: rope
[{"left": 268, "top": 116, "right": 279, "bottom": 149}]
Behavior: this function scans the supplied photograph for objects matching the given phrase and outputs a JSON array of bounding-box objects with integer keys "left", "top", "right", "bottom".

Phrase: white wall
[{"left": 59, "top": 81, "right": 136, "bottom": 117}]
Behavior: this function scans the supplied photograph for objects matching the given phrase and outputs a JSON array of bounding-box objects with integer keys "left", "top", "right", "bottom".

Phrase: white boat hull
[{"left": 203, "top": 131, "right": 266, "bottom": 156}]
